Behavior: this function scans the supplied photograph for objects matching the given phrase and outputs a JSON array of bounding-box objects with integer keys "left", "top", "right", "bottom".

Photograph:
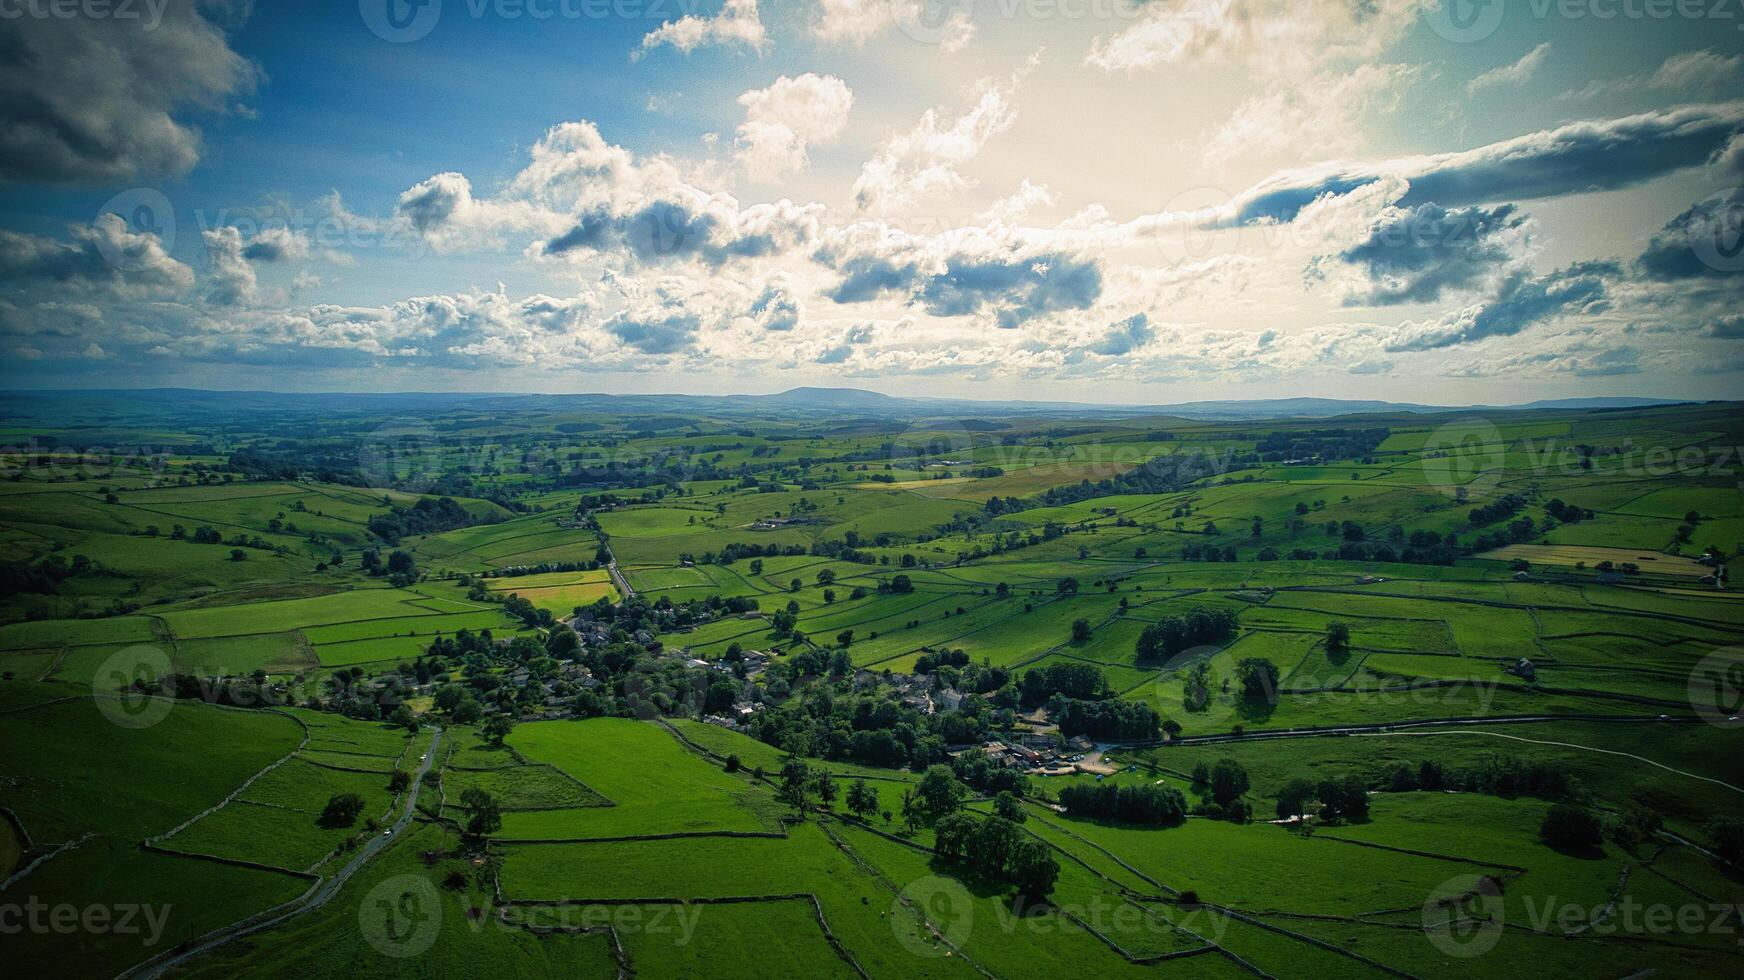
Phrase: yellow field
[
  {"left": 485, "top": 569, "right": 619, "bottom": 614},
  {"left": 1480, "top": 544, "right": 1712, "bottom": 577}
]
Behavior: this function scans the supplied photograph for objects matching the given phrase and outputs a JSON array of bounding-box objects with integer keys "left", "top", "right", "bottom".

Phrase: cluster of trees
[
  {"left": 1275, "top": 774, "right": 1370, "bottom": 822},
  {"left": 1018, "top": 661, "right": 1111, "bottom": 707},
  {"left": 0, "top": 555, "right": 89, "bottom": 597},
  {"left": 933, "top": 812, "right": 1060, "bottom": 901},
  {"left": 1378, "top": 755, "right": 1573, "bottom": 800},
  {"left": 1050, "top": 697, "right": 1160, "bottom": 740},
  {"left": 1252, "top": 427, "right": 1390, "bottom": 463},
  {"left": 369, "top": 497, "right": 487, "bottom": 544},
  {"left": 1057, "top": 782, "right": 1188, "bottom": 826},
  {"left": 1037, "top": 448, "right": 1256, "bottom": 507},
  {"left": 1468, "top": 492, "right": 1528, "bottom": 528},
  {"left": 1189, "top": 758, "right": 1252, "bottom": 820},
  {"left": 1136, "top": 608, "right": 1239, "bottom": 662},
  {"left": 360, "top": 547, "right": 418, "bottom": 586}
]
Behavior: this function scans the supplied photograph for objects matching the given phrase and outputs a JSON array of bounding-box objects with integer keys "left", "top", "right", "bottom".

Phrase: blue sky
[{"left": 1, "top": 0, "right": 1741, "bottom": 403}]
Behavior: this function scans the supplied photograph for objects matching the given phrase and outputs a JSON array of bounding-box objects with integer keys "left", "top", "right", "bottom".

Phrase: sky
[{"left": 0, "top": 0, "right": 1741, "bottom": 405}]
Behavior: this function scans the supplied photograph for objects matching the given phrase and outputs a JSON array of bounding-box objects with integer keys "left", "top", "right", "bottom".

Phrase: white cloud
[
  {"left": 1204, "top": 63, "right": 1418, "bottom": 164},
  {"left": 852, "top": 66, "right": 1029, "bottom": 214},
  {"left": 734, "top": 74, "right": 855, "bottom": 181},
  {"left": 1467, "top": 42, "right": 1551, "bottom": 96},
  {"left": 1086, "top": 0, "right": 1420, "bottom": 75},
  {"left": 810, "top": 0, "right": 975, "bottom": 52},
  {"left": 636, "top": 0, "right": 768, "bottom": 59}
]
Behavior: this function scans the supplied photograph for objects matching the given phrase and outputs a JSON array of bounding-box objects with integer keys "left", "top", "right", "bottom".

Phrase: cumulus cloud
[
  {"left": 1321, "top": 203, "right": 1531, "bottom": 307},
  {"left": 979, "top": 181, "right": 1056, "bottom": 224},
  {"left": 240, "top": 226, "right": 311, "bottom": 263},
  {"left": 1635, "top": 189, "right": 1744, "bottom": 281},
  {"left": 748, "top": 276, "right": 802, "bottom": 332},
  {"left": 1086, "top": 0, "right": 1419, "bottom": 74},
  {"left": 1467, "top": 42, "right": 1551, "bottom": 96},
  {"left": 1204, "top": 63, "right": 1417, "bottom": 164},
  {"left": 1090, "top": 313, "right": 1156, "bottom": 355},
  {"left": 819, "top": 223, "right": 1103, "bottom": 328},
  {"left": 810, "top": 0, "right": 974, "bottom": 52},
  {"left": 852, "top": 68, "right": 1027, "bottom": 214},
  {"left": 1384, "top": 262, "right": 1615, "bottom": 352},
  {"left": 0, "top": 2, "right": 258, "bottom": 183},
  {"left": 0, "top": 214, "right": 193, "bottom": 295},
  {"left": 734, "top": 74, "right": 854, "bottom": 181},
  {"left": 395, "top": 172, "right": 559, "bottom": 252},
  {"left": 202, "top": 226, "right": 257, "bottom": 307},
  {"left": 636, "top": 0, "right": 768, "bottom": 59}
]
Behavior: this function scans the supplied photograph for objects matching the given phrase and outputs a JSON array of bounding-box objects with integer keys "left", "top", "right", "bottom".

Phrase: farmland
[{"left": 1, "top": 393, "right": 1741, "bottom": 978}]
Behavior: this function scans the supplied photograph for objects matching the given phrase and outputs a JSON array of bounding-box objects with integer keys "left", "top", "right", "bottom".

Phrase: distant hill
[{"left": 0, "top": 386, "right": 1694, "bottom": 426}]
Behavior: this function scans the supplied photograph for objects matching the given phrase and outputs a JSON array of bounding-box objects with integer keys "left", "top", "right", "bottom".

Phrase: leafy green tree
[
  {"left": 482, "top": 713, "right": 514, "bottom": 746},
  {"left": 1540, "top": 803, "right": 1603, "bottom": 851},
  {"left": 916, "top": 765, "right": 966, "bottom": 823},
  {"left": 1275, "top": 778, "right": 1316, "bottom": 820},
  {"left": 460, "top": 787, "right": 502, "bottom": 843},
  {"left": 319, "top": 793, "right": 366, "bottom": 827},
  {"left": 846, "top": 780, "right": 878, "bottom": 820},
  {"left": 993, "top": 790, "right": 1025, "bottom": 824},
  {"left": 1325, "top": 621, "right": 1351, "bottom": 657},
  {"left": 1209, "top": 759, "right": 1250, "bottom": 807},
  {"left": 779, "top": 759, "right": 812, "bottom": 814}
]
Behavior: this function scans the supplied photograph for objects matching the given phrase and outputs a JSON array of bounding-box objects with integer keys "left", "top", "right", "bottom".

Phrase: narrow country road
[{"left": 120, "top": 727, "right": 444, "bottom": 980}]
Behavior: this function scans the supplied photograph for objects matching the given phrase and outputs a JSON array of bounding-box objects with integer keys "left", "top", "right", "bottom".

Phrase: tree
[
  {"left": 451, "top": 697, "right": 482, "bottom": 725},
  {"left": 779, "top": 759, "right": 812, "bottom": 814},
  {"left": 388, "top": 770, "right": 411, "bottom": 792},
  {"left": 816, "top": 569, "right": 836, "bottom": 586},
  {"left": 846, "top": 779, "right": 879, "bottom": 820},
  {"left": 724, "top": 753, "right": 742, "bottom": 773},
  {"left": 1056, "top": 577, "right": 1080, "bottom": 595},
  {"left": 1235, "top": 658, "right": 1280, "bottom": 704},
  {"left": 836, "top": 629, "right": 854, "bottom": 648},
  {"left": 812, "top": 770, "right": 838, "bottom": 809},
  {"left": 1209, "top": 759, "right": 1250, "bottom": 808},
  {"left": 319, "top": 792, "right": 366, "bottom": 827},
  {"left": 993, "top": 790, "right": 1025, "bottom": 824},
  {"left": 916, "top": 765, "right": 966, "bottom": 823},
  {"left": 460, "top": 787, "right": 502, "bottom": 843},
  {"left": 1007, "top": 837, "right": 1060, "bottom": 902},
  {"left": 1071, "top": 618, "right": 1093, "bottom": 642},
  {"left": 748, "top": 559, "right": 763, "bottom": 575},
  {"left": 482, "top": 713, "right": 514, "bottom": 746},
  {"left": 1275, "top": 778, "right": 1316, "bottom": 820},
  {"left": 899, "top": 787, "right": 923, "bottom": 832},
  {"left": 1541, "top": 803, "right": 1603, "bottom": 851},
  {"left": 1316, "top": 775, "right": 1370, "bottom": 822},
  {"left": 389, "top": 704, "right": 417, "bottom": 732},
  {"left": 229, "top": 548, "right": 247, "bottom": 562},
  {"left": 1707, "top": 817, "right": 1744, "bottom": 866},
  {"left": 1325, "top": 621, "right": 1351, "bottom": 657}
]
